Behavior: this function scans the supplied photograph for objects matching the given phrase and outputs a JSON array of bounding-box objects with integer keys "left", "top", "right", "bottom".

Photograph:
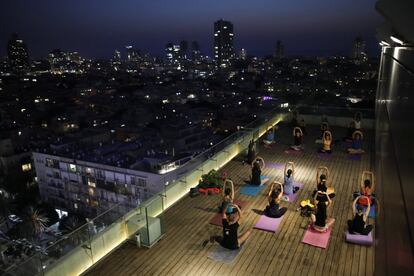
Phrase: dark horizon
[{"left": 1, "top": 0, "right": 382, "bottom": 59}]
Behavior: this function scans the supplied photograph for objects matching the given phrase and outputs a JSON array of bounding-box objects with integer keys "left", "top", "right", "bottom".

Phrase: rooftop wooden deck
[{"left": 85, "top": 124, "right": 375, "bottom": 276}]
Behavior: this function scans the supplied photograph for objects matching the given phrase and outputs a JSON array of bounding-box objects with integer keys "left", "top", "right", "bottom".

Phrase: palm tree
[{"left": 21, "top": 206, "right": 49, "bottom": 241}]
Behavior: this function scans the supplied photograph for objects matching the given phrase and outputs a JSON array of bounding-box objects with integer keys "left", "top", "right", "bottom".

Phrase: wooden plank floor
[{"left": 85, "top": 124, "right": 375, "bottom": 276}]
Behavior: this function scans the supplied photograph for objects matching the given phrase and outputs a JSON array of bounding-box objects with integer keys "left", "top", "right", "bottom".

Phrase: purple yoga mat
[
  {"left": 346, "top": 231, "right": 373, "bottom": 246},
  {"left": 268, "top": 162, "right": 284, "bottom": 170},
  {"left": 318, "top": 153, "right": 332, "bottom": 160},
  {"left": 284, "top": 182, "right": 304, "bottom": 202},
  {"left": 254, "top": 215, "right": 283, "bottom": 233},
  {"left": 302, "top": 226, "right": 332, "bottom": 249},
  {"left": 284, "top": 149, "right": 303, "bottom": 155},
  {"left": 347, "top": 154, "right": 362, "bottom": 161}
]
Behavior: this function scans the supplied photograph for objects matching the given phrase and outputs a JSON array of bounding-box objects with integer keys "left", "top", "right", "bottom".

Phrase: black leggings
[
  {"left": 347, "top": 220, "right": 373, "bottom": 235},
  {"left": 264, "top": 207, "right": 287, "bottom": 218}
]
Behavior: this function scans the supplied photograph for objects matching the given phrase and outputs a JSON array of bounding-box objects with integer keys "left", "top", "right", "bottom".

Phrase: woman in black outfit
[
  {"left": 312, "top": 167, "right": 335, "bottom": 201},
  {"left": 251, "top": 157, "right": 265, "bottom": 185},
  {"left": 348, "top": 195, "right": 373, "bottom": 235},
  {"left": 203, "top": 204, "right": 251, "bottom": 250},
  {"left": 264, "top": 182, "right": 287, "bottom": 218},
  {"left": 310, "top": 191, "right": 335, "bottom": 232}
]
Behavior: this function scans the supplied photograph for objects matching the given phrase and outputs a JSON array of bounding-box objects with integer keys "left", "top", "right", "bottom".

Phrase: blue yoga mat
[
  {"left": 240, "top": 184, "right": 266, "bottom": 196},
  {"left": 208, "top": 244, "right": 242, "bottom": 263}
]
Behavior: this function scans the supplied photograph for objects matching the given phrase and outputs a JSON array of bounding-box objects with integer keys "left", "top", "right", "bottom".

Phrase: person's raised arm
[
  {"left": 234, "top": 204, "right": 242, "bottom": 220},
  {"left": 364, "top": 198, "right": 371, "bottom": 222},
  {"left": 324, "top": 167, "right": 330, "bottom": 179},
  {"left": 289, "top": 161, "right": 295, "bottom": 175},
  {"left": 284, "top": 163, "right": 288, "bottom": 176},
  {"left": 268, "top": 183, "right": 275, "bottom": 197},
  {"left": 352, "top": 196, "right": 359, "bottom": 215},
  {"left": 325, "top": 192, "right": 332, "bottom": 206},
  {"left": 316, "top": 169, "right": 320, "bottom": 187},
  {"left": 230, "top": 180, "right": 234, "bottom": 201},
  {"left": 368, "top": 172, "right": 375, "bottom": 192},
  {"left": 314, "top": 191, "right": 321, "bottom": 205},
  {"left": 222, "top": 179, "right": 228, "bottom": 197},
  {"left": 222, "top": 208, "right": 227, "bottom": 219},
  {"left": 277, "top": 182, "right": 284, "bottom": 200},
  {"left": 257, "top": 156, "right": 265, "bottom": 170}
]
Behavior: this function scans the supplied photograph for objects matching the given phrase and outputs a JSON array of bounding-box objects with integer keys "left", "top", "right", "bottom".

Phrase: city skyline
[{"left": 1, "top": 0, "right": 382, "bottom": 59}]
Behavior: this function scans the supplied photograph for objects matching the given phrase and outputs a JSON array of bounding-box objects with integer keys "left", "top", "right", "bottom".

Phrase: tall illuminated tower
[{"left": 214, "top": 19, "right": 234, "bottom": 68}]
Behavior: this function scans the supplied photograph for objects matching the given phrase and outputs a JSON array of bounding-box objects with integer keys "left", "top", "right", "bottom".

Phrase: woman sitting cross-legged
[
  {"left": 291, "top": 127, "right": 304, "bottom": 151},
  {"left": 283, "top": 161, "right": 299, "bottom": 197},
  {"left": 251, "top": 157, "right": 267, "bottom": 185},
  {"left": 319, "top": 130, "right": 333, "bottom": 154},
  {"left": 264, "top": 182, "right": 287, "bottom": 218},
  {"left": 348, "top": 195, "right": 373, "bottom": 235},
  {"left": 310, "top": 191, "right": 335, "bottom": 232},
  {"left": 347, "top": 131, "right": 365, "bottom": 155},
  {"left": 263, "top": 127, "right": 276, "bottom": 146},
  {"left": 312, "top": 166, "right": 335, "bottom": 201},
  {"left": 203, "top": 204, "right": 251, "bottom": 249},
  {"left": 353, "top": 171, "right": 375, "bottom": 206}
]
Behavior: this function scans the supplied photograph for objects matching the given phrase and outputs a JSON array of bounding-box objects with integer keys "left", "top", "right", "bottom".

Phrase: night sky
[{"left": 1, "top": 0, "right": 382, "bottom": 59}]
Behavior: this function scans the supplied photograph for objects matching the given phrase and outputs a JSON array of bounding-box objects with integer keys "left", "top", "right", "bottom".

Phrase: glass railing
[{"left": 2, "top": 105, "right": 290, "bottom": 276}]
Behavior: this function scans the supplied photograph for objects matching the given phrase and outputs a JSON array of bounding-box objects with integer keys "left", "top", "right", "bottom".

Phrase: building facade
[
  {"left": 33, "top": 152, "right": 165, "bottom": 216},
  {"left": 214, "top": 19, "right": 235, "bottom": 68},
  {"left": 7, "top": 34, "right": 29, "bottom": 73}
]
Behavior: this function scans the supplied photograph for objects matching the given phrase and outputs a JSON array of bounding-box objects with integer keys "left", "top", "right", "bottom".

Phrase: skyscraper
[
  {"left": 113, "top": 50, "right": 121, "bottom": 62},
  {"left": 273, "top": 40, "right": 284, "bottom": 59},
  {"left": 191, "top": 41, "right": 201, "bottom": 62},
  {"left": 125, "top": 46, "right": 140, "bottom": 62},
  {"left": 214, "top": 19, "right": 234, "bottom": 68},
  {"left": 239, "top": 48, "right": 247, "bottom": 60},
  {"left": 352, "top": 36, "right": 367, "bottom": 62},
  {"left": 7, "top": 33, "right": 29, "bottom": 73},
  {"left": 179, "top": 40, "right": 188, "bottom": 60}
]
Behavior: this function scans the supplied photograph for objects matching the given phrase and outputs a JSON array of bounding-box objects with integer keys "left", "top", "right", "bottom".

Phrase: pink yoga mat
[
  {"left": 302, "top": 226, "right": 332, "bottom": 249},
  {"left": 209, "top": 199, "right": 248, "bottom": 226},
  {"left": 284, "top": 149, "right": 303, "bottom": 155},
  {"left": 268, "top": 162, "right": 284, "bottom": 170},
  {"left": 284, "top": 182, "right": 304, "bottom": 202},
  {"left": 253, "top": 215, "right": 283, "bottom": 233}
]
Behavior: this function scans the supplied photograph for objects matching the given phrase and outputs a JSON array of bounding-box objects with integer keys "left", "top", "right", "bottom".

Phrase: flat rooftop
[{"left": 85, "top": 124, "right": 375, "bottom": 276}]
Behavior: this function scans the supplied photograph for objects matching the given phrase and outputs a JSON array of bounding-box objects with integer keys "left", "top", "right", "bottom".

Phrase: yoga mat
[
  {"left": 240, "top": 185, "right": 266, "bottom": 196},
  {"left": 346, "top": 231, "right": 373, "bottom": 246},
  {"left": 268, "top": 162, "right": 284, "bottom": 170},
  {"left": 210, "top": 200, "right": 249, "bottom": 226},
  {"left": 208, "top": 244, "right": 241, "bottom": 263},
  {"left": 283, "top": 182, "right": 304, "bottom": 202},
  {"left": 347, "top": 154, "right": 361, "bottom": 161},
  {"left": 318, "top": 153, "right": 332, "bottom": 160},
  {"left": 253, "top": 215, "right": 282, "bottom": 233},
  {"left": 302, "top": 226, "right": 332, "bottom": 249},
  {"left": 284, "top": 149, "right": 303, "bottom": 155}
]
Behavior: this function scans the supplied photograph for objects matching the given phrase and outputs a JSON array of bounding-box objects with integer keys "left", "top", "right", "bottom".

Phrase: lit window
[
  {"left": 88, "top": 178, "right": 96, "bottom": 187},
  {"left": 69, "top": 164, "right": 76, "bottom": 172},
  {"left": 22, "top": 163, "right": 31, "bottom": 172}
]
